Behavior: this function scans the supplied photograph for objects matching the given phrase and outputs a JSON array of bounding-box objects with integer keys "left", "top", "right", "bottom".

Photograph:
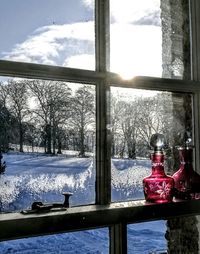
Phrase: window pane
[
  {"left": 110, "top": 0, "right": 190, "bottom": 79},
  {"left": 111, "top": 87, "right": 193, "bottom": 202},
  {"left": 128, "top": 220, "right": 167, "bottom": 253},
  {"left": 0, "top": 0, "right": 95, "bottom": 70},
  {"left": 0, "top": 228, "right": 109, "bottom": 254},
  {"left": 0, "top": 77, "right": 95, "bottom": 212}
]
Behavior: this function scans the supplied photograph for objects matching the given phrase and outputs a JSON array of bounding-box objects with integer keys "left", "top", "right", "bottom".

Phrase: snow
[
  {"left": 0, "top": 152, "right": 167, "bottom": 253},
  {"left": 112, "top": 158, "right": 151, "bottom": 201}
]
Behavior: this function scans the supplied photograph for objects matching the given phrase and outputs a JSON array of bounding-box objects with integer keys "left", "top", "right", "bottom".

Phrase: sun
[{"left": 110, "top": 17, "right": 162, "bottom": 80}]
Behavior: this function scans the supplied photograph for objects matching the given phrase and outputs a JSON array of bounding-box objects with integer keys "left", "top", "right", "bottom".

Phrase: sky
[
  {"left": 0, "top": 0, "right": 93, "bottom": 53},
  {"left": 0, "top": 0, "right": 162, "bottom": 79}
]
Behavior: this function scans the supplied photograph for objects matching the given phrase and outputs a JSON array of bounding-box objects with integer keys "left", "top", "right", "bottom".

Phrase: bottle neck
[
  {"left": 152, "top": 164, "right": 165, "bottom": 175},
  {"left": 151, "top": 152, "right": 166, "bottom": 175},
  {"left": 179, "top": 148, "right": 193, "bottom": 165}
]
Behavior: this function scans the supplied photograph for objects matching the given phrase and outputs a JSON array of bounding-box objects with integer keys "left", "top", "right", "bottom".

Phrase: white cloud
[
  {"left": 63, "top": 54, "right": 95, "bottom": 70},
  {"left": 110, "top": 0, "right": 160, "bottom": 24},
  {"left": 64, "top": 23, "right": 162, "bottom": 78},
  {"left": 3, "top": 22, "right": 95, "bottom": 66},
  {"left": 82, "top": 0, "right": 94, "bottom": 10},
  {"left": 82, "top": 0, "right": 160, "bottom": 24},
  {"left": 3, "top": 2, "right": 162, "bottom": 79}
]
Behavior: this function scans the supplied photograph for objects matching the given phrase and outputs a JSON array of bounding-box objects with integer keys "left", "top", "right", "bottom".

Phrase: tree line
[
  {"left": 110, "top": 91, "right": 187, "bottom": 159},
  {"left": 0, "top": 79, "right": 95, "bottom": 157},
  {"left": 0, "top": 79, "right": 187, "bottom": 159}
]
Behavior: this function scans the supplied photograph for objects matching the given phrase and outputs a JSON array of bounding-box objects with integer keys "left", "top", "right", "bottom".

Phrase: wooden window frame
[{"left": 1, "top": 1, "right": 200, "bottom": 253}]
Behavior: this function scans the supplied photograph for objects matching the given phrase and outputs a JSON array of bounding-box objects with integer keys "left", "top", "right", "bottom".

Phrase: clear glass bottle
[
  {"left": 172, "top": 145, "right": 200, "bottom": 200},
  {"left": 143, "top": 134, "right": 174, "bottom": 203}
]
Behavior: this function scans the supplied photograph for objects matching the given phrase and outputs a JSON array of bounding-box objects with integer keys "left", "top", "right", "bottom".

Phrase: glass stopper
[{"left": 150, "top": 133, "right": 166, "bottom": 152}]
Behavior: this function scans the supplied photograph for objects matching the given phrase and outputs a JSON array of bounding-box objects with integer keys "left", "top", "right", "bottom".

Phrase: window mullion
[
  {"left": 95, "top": 0, "right": 110, "bottom": 72},
  {"left": 95, "top": 0, "right": 111, "bottom": 205},
  {"left": 193, "top": 92, "right": 200, "bottom": 173},
  {"left": 96, "top": 81, "right": 111, "bottom": 205},
  {"left": 190, "top": 0, "right": 200, "bottom": 172},
  {"left": 190, "top": 0, "right": 200, "bottom": 81},
  {"left": 109, "top": 223, "right": 127, "bottom": 254}
]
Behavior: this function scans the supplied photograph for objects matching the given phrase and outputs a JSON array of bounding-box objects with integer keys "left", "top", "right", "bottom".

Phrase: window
[
  {"left": 0, "top": 77, "right": 96, "bottom": 212},
  {"left": 110, "top": 0, "right": 162, "bottom": 78},
  {"left": 0, "top": 228, "right": 109, "bottom": 254},
  {"left": 0, "top": 0, "right": 95, "bottom": 70},
  {"left": 1, "top": 1, "right": 200, "bottom": 253},
  {"left": 109, "top": 0, "right": 190, "bottom": 79},
  {"left": 110, "top": 87, "right": 193, "bottom": 202},
  {"left": 127, "top": 221, "right": 167, "bottom": 253}
]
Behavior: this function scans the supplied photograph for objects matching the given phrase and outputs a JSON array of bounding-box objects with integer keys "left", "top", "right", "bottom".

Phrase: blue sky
[
  {"left": 0, "top": 0, "right": 93, "bottom": 54},
  {"left": 0, "top": 0, "right": 162, "bottom": 78}
]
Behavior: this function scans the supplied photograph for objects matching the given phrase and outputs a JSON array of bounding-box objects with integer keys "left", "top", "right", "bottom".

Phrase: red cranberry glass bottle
[
  {"left": 172, "top": 146, "right": 200, "bottom": 200},
  {"left": 143, "top": 134, "right": 174, "bottom": 203}
]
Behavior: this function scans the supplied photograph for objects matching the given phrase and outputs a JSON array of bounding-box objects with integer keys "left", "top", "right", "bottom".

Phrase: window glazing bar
[
  {"left": 96, "top": 81, "right": 111, "bottom": 204},
  {"left": 0, "top": 59, "right": 104, "bottom": 84},
  {"left": 193, "top": 92, "right": 200, "bottom": 172},
  {"left": 109, "top": 224, "right": 127, "bottom": 254},
  {"left": 106, "top": 73, "right": 200, "bottom": 93},
  {"left": 190, "top": 0, "right": 200, "bottom": 81},
  {"left": 95, "top": 0, "right": 111, "bottom": 205},
  {"left": 95, "top": 0, "right": 110, "bottom": 72},
  {"left": 1, "top": 60, "right": 200, "bottom": 93},
  {"left": 190, "top": 0, "right": 200, "bottom": 172}
]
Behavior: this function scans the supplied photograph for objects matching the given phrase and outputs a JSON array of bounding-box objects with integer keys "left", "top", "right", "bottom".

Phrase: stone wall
[{"left": 161, "top": 0, "right": 199, "bottom": 253}]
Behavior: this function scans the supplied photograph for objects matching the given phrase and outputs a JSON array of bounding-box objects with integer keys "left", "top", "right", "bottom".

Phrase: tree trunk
[
  {"left": 52, "top": 126, "right": 56, "bottom": 155},
  {"left": 46, "top": 123, "right": 52, "bottom": 154},
  {"left": 127, "top": 141, "right": 136, "bottom": 159},
  {"left": 118, "top": 140, "right": 125, "bottom": 158},
  {"left": 124, "top": 130, "right": 136, "bottom": 159},
  {"left": 111, "top": 132, "right": 115, "bottom": 157},
  {"left": 79, "top": 128, "right": 85, "bottom": 157},
  {"left": 57, "top": 134, "right": 62, "bottom": 154},
  {"left": 19, "top": 121, "right": 23, "bottom": 153}
]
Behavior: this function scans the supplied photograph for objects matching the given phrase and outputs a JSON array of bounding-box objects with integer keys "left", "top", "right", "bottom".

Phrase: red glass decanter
[
  {"left": 143, "top": 134, "right": 174, "bottom": 203},
  {"left": 172, "top": 144, "right": 200, "bottom": 200}
]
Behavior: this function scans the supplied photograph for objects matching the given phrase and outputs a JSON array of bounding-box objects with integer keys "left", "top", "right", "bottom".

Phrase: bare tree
[
  {"left": 70, "top": 86, "right": 95, "bottom": 157},
  {"left": 110, "top": 95, "right": 124, "bottom": 157},
  {"left": 27, "top": 79, "right": 72, "bottom": 154},
  {"left": 0, "top": 82, "right": 8, "bottom": 108},
  {"left": 0, "top": 82, "right": 12, "bottom": 151},
  {"left": 110, "top": 93, "right": 141, "bottom": 159},
  {"left": 110, "top": 91, "right": 175, "bottom": 159},
  {"left": 136, "top": 96, "right": 162, "bottom": 149},
  {"left": 6, "top": 80, "right": 30, "bottom": 152},
  {"left": 118, "top": 100, "right": 140, "bottom": 159}
]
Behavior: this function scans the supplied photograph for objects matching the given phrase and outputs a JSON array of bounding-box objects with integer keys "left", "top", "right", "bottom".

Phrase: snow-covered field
[{"left": 0, "top": 152, "right": 167, "bottom": 253}]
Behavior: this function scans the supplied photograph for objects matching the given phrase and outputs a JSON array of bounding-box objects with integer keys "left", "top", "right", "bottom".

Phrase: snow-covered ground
[{"left": 0, "top": 152, "right": 167, "bottom": 253}]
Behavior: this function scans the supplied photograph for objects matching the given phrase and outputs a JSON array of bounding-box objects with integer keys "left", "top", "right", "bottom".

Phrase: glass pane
[
  {"left": 110, "top": 0, "right": 190, "bottom": 79},
  {"left": 111, "top": 87, "right": 193, "bottom": 202},
  {"left": 0, "top": 0, "right": 95, "bottom": 70},
  {"left": 0, "top": 77, "right": 95, "bottom": 212},
  {"left": 0, "top": 228, "right": 109, "bottom": 254},
  {"left": 128, "top": 220, "right": 167, "bottom": 253}
]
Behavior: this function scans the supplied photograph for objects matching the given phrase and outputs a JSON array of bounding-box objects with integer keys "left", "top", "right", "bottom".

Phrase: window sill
[{"left": 0, "top": 199, "right": 200, "bottom": 241}]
